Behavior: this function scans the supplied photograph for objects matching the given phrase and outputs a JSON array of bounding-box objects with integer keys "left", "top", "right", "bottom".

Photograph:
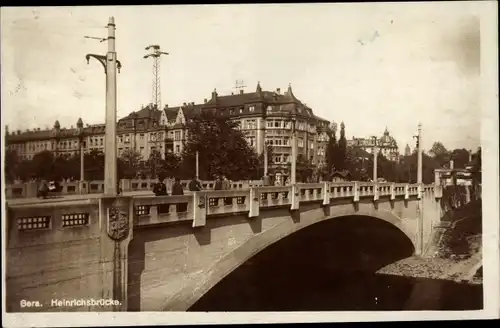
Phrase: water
[{"left": 189, "top": 216, "right": 482, "bottom": 311}]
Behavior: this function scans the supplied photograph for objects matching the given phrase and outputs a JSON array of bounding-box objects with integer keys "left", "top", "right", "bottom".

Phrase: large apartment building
[{"left": 5, "top": 82, "right": 331, "bottom": 176}]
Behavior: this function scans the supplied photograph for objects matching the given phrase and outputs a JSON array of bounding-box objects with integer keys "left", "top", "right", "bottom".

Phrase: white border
[{"left": 2, "top": 2, "right": 499, "bottom": 326}]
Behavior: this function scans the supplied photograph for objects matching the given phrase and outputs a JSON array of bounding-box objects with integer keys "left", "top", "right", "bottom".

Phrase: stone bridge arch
[{"left": 161, "top": 208, "right": 416, "bottom": 312}]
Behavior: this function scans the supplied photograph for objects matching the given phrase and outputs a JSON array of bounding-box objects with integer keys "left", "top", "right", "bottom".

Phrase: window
[
  {"left": 175, "top": 145, "right": 180, "bottom": 153},
  {"left": 125, "top": 135, "right": 130, "bottom": 143},
  {"left": 140, "top": 134, "right": 144, "bottom": 139},
  {"left": 274, "top": 120, "right": 281, "bottom": 128},
  {"left": 275, "top": 156, "right": 281, "bottom": 163},
  {"left": 310, "top": 142, "right": 314, "bottom": 149},
  {"left": 174, "top": 131, "right": 181, "bottom": 141},
  {"left": 249, "top": 106, "right": 255, "bottom": 112},
  {"left": 100, "top": 138, "right": 103, "bottom": 146},
  {"left": 283, "top": 155, "right": 289, "bottom": 163},
  {"left": 119, "top": 135, "right": 123, "bottom": 143},
  {"left": 298, "top": 138, "right": 304, "bottom": 148},
  {"left": 239, "top": 108, "right": 243, "bottom": 113},
  {"left": 247, "top": 120, "right": 256, "bottom": 129},
  {"left": 230, "top": 109, "right": 235, "bottom": 115},
  {"left": 267, "top": 121, "right": 273, "bottom": 128}
]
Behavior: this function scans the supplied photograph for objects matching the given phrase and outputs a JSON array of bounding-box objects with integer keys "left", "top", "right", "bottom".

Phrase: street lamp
[
  {"left": 261, "top": 103, "right": 269, "bottom": 178},
  {"left": 76, "top": 118, "right": 85, "bottom": 192},
  {"left": 371, "top": 135, "right": 378, "bottom": 182},
  {"left": 290, "top": 114, "right": 297, "bottom": 185},
  {"left": 85, "top": 17, "right": 122, "bottom": 196}
]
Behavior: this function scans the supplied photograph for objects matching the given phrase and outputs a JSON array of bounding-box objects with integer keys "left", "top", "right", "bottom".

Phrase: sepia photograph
[{"left": 1, "top": 2, "right": 498, "bottom": 326}]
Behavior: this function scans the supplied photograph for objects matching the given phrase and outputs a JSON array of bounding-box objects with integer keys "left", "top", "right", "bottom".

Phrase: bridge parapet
[{"left": 129, "top": 182, "right": 437, "bottom": 229}]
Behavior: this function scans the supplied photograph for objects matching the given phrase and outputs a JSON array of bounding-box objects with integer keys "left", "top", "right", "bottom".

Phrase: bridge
[{"left": 5, "top": 181, "right": 443, "bottom": 312}]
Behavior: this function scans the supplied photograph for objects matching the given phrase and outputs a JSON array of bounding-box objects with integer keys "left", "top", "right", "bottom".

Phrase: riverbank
[{"left": 379, "top": 200, "right": 482, "bottom": 284}]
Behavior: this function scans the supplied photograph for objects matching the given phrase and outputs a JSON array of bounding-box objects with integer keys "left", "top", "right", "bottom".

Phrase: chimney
[
  {"left": 191, "top": 102, "right": 195, "bottom": 106},
  {"left": 469, "top": 150, "right": 472, "bottom": 163},
  {"left": 231, "top": 92, "right": 234, "bottom": 95},
  {"left": 449, "top": 160, "right": 454, "bottom": 170},
  {"left": 276, "top": 88, "right": 281, "bottom": 94},
  {"left": 165, "top": 104, "right": 168, "bottom": 108},
  {"left": 204, "top": 98, "right": 207, "bottom": 104},
  {"left": 183, "top": 102, "right": 187, "bottom": 107},
  {"left": 239, "top": 89, "right": 244, "bottom": 94}
]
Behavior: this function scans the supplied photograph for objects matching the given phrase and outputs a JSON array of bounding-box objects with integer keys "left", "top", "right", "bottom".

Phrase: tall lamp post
[
  {"left": 76, "top": 118, "right": 85, "bottom": 192},
  {"left": 371, "top": 136, "right": 378, "bottom": 182},
  {"left": 290, "top": 114, "right": 297, "bottom": 185},
  {"left": 85, "top": 17, "right": 122, "bottom": 196}
]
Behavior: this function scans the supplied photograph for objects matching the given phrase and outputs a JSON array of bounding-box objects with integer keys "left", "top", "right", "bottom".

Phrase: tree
[
  {"left": 429, "top": 141, "right": 448, "bottom": 157},
  {"left": 31, "top": 150, "right": 55, "bottom": 180},
  {"left": 181, "top": 111, "right": 260, "bottom": 180},
  {"left": 296, "top": 154, "right": 315, "bottom": 182},
  {"left": 84, "top": 149, "right": 105, "bottom": 180},
  {"left": 325, "top": 123, "right": 338, "bottom": 176},
  {"left": 429, "top": 141, "right": 450, "bottom": 168},
  {"left": 4, "top": 150, "right": 20, "bottom": 183},
  {"left": 449, "top": 148, "right": 470, "bottom": 169},
  {"left": 335, "top": 122, "right": 347, "bottom": 171},
  {"left": 147, "top": 150, "right": 163, "bottom": 179},
  {"left": 119, "top": 149, "right": 142, "bottom": 178},
  {"left": 162, "top": 152, "right": 182, "bottom": 178}
]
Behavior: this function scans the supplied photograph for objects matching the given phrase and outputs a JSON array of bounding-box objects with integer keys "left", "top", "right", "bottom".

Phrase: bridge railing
[
  {"left": 6, "top": 183, "right": 444, "bottom": 240},
  {"left": 4, "top": 179, "right": 265, "bottom": 199}
]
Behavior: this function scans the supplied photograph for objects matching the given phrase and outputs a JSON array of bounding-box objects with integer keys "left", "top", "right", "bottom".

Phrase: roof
[
  {"left": 120, "top": 104, "right": 161, "bottom": 121},
  {"left": 331, "top": 170, "right": 352, "bottom": 178}
]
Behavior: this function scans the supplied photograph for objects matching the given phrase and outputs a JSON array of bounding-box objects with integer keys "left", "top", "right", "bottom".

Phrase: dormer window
[
  {"left": 230, "top": 109, "right": 235, "bottom": 115},
  {"left": 249, "top": 106, "right": 255, "bottom": 112},
  {"left": 239, "top": 108, "right": 243, "bottom": 114}
]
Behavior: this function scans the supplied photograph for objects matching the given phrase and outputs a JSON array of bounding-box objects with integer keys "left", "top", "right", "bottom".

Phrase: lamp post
[
  {"left": 372, "top": 136, "right": 378, "bottom": 182},
  {"left": 290, "top": 114, "right": 297, "bottom": 185},
  {"left": 76, "top": 118, "right": 85, "bottom": 192},
  {"left": 85, "top": 17, "right": 122, "bottom": 196}
]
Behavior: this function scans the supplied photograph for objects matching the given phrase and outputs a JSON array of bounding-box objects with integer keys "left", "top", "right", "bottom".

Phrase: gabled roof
[{"left": 120, "top": 104, "right": 161, "bottom": 121}]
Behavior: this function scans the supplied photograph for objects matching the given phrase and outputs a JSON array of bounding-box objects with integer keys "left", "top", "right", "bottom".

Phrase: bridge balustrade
[
  {"left": 6, "top": 182, "right": 444, "bottom": 245},
  {"left": 259, "top": 186, "right": 292, "bottom": 207}
]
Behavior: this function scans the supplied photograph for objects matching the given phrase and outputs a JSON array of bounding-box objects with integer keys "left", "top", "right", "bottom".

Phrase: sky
[{"left": 1, "top": 3, "right": 482, "bottom": 152}]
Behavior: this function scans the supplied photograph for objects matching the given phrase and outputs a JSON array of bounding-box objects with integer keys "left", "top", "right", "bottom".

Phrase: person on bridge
[
  {"left": 171, "top": 177, "right": 184, "bottom": 196},
  {"left": 153, "top": 175, "right": 168, "bottom": 196},
  {"left": 188, "top": 176, "right": 203, "bottom": 192},
  {"left": 222, "top": 175, "right": 230, "bottom": 190},
  {"left": 214, "top": 176, "right": 223, "bottom": 190},
  {"left": 37, "top": 180, "right": 49, "bottom": 199}
]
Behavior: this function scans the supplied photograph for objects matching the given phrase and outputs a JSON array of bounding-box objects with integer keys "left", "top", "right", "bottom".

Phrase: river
[{"left": 189, "top": 215, "right": 482, "bottom": 311}]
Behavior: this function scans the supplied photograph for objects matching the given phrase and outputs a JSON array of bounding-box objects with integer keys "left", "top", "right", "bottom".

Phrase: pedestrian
[
  {"left": 153, "top": 175, "right": 168, "bottom": 196},
  {"left": 214, "top": 176, "right": 223, "bottom": 190},
  {"left": 37, "top": 180, "right": 49, "bottom": 199},
  {"left": 222, "top": 175, "right": 230, "bottom": 190},
  {"left": 188, "top": 176, "right": 203, "bottom": 192},
  {"left": 171, "top": 177, "right": 184, "bottom": 196},
  {"left": 171, "top": 177, "right": 187, "bottom": 212}
]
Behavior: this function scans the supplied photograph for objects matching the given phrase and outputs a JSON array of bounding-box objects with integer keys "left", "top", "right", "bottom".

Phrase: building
[
  {"left": 5, "top": 82, "right": 331, "bottom": 178},
  {"left": 347, "top": 127, "right": 400, "bottom": 162},
  {"left": 159, "top": 82, "right": 331, "bottom": 178}
]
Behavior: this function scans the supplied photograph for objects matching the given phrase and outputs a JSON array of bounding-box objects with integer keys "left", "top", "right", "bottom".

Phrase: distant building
[
  {"left": 5, "top": 82, "right": 331, "bottom": 178},
  {"left": 347, "top": 127, "right": 400, "bottom": 162}
]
